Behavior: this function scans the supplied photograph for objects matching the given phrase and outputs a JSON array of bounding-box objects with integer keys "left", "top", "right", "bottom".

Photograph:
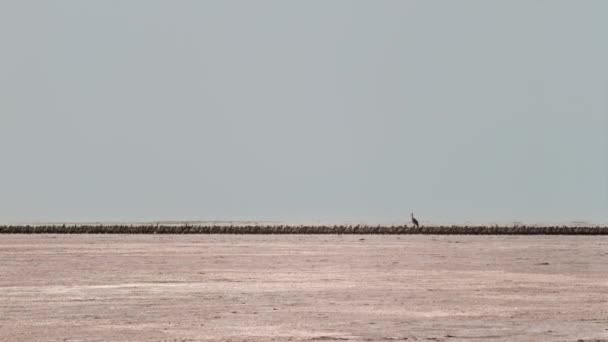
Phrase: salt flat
[{"left": 0, "top": 235, "right": 606, "bottom": 342}]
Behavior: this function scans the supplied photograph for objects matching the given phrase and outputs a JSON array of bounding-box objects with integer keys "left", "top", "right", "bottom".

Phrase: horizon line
[{"left": 3, "top": 219, "right": 607, "bottom": 227}]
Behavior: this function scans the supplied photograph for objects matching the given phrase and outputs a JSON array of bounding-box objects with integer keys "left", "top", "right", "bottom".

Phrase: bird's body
[{"left": 411, "top": 213, "right": 419, "bottom": 228}]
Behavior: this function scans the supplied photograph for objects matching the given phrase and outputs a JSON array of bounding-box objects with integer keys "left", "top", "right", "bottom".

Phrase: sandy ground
[{"left": 0, "top": 235, "right": 606, "bottom": 342}]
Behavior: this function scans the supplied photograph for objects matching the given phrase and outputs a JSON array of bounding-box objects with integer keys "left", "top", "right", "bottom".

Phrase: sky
[{"left": 1, "top": 1, "right": 606, "bottom": 224}]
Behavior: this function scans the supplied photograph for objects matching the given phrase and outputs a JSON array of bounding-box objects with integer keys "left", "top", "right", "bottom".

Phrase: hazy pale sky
[{"left": 1, "top": 1, "right": 606, "bottom": 224}]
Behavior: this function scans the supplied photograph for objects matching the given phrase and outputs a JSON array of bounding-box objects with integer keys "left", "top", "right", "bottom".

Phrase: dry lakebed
[{"left": 0, "top": 235, "right": 607, "bottom": 341}]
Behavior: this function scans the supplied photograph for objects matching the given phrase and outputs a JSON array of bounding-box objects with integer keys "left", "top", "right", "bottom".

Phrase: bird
[{"left": 411, "top": 212, "right": 419, "bottom": 228}]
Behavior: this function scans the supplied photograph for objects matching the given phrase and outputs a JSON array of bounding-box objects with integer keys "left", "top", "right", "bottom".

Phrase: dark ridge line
[{"left": 1, "top": 225, "right": 607, "bottom": 235}]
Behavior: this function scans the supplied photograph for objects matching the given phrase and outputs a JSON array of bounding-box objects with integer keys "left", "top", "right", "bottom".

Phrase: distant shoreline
[{"left": 1, "top": 224, "right": 607, "bottom": 235}]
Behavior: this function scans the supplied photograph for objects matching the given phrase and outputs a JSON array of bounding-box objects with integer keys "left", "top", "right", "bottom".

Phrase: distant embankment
[{"left": 1, "top": 225, "right": 607, "bottom": 235}]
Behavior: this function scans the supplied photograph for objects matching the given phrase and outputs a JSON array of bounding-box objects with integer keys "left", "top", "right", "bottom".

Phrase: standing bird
[{"left": 411, "top": 212, "right": 419, "bottom": 228}]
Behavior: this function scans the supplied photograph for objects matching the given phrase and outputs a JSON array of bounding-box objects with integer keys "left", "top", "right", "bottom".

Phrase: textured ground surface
[{"left": 0, "top": 235, "right": 607, "bottom": 342}]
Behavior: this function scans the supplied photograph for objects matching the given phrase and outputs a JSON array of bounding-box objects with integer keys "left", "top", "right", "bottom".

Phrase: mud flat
[{"left": 0, "top": 235, "right": 607, "bottom": 341}]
